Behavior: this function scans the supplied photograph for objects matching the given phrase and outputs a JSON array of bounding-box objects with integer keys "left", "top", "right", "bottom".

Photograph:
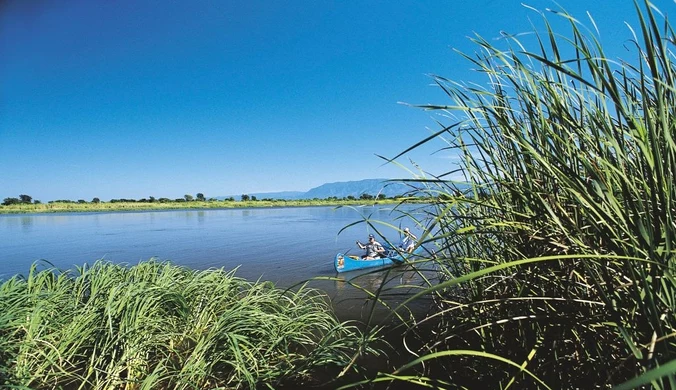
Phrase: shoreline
[{"left": 0, "top": 198, "right": 420, "bottom": 214}]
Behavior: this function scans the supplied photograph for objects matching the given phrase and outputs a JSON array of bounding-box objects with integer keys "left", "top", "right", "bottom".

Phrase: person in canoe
[
  {"left": 356, "top": 234, "right": 386, "bottom": 259},
  {"left": 399, "top": 227, "right": 417, "bottom": 253}
]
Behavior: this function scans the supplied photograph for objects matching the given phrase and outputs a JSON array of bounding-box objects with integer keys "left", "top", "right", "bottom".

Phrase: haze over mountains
[{"left": 219, "top": 179, "right": 419, "bottom": 200}]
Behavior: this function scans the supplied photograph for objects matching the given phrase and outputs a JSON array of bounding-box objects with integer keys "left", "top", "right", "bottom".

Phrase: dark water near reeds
[{"left": 0, "top": 205, "right": 436, "bottom": 321}]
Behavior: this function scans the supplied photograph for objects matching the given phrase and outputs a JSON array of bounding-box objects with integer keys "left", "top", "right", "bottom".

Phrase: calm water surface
[{"left": 1, "top": 205, "right": 432, "bottom": 319}]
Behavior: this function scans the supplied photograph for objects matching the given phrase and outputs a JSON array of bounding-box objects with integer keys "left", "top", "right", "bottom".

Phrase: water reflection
[
  {"left": 20, "top": 216, "right": 33, "bottom": 231},
  {"left": 329, "top": 263, "right": 439, "bottom": 323}
]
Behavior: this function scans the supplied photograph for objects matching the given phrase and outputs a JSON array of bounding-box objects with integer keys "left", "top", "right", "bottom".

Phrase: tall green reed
[
  {"left": 0, "top": 259, "right": 378, "bottom": 389},
  {"left": 371, "top": 1, "right": 676, "bottom": 388}
]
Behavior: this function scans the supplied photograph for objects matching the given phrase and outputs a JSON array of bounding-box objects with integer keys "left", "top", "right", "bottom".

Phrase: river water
[{"left": 0, "top": 205, "right": 435, "bottom": 321}]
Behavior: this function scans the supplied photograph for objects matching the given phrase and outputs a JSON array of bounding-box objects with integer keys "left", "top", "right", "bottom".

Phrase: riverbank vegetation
[
  {"left": 0, "top": 259, "right": 379, "bottom": 389},
  {"left": 0, "top": 195, "right": 420, "bottom": 214},
  {"left": 365, "top": 2, "right": 675, "bottom": 388}
]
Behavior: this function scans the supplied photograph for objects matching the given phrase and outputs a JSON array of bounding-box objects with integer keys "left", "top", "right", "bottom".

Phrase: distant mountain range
[{"left": 218, "top": 179, "right": 420, "bottom": 200}]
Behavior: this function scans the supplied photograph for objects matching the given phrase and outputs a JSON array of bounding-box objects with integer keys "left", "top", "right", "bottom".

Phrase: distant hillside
[
  {"left": 219, "top": 179, "right": 420, "bottom": 201},
  {"left": 303, "top": 179, "right": 415, "bottom": 199}
]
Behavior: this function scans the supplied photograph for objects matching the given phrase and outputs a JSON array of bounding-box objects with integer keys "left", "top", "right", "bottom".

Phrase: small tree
[
  {"left": 251, "top": 195, "right": 257, "bottom": 201},
  {"left": 241, "top": 194, "right": 250, "bottom": 201},
  {"left": 19, "top": 194, "right": 32, "bottom": 204},
  {"left": 196, "top": 193, "right": 205, "bottom": 201},
  {"left": 92, "top": 197, "right": 101, "bottom": 204},
  {"left": 2, "top": 197, "right": 20, "bottom": 206},
  {"left": 184, "top": 194, "right": 194, "bottom": 202}
]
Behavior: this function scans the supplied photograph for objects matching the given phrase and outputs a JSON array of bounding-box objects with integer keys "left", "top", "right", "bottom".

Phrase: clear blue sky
[{"left": 1, "top": 1, "right": 670, "bottom": 201}]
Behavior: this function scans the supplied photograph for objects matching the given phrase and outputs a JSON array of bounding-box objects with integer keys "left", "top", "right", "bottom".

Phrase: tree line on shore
[{"left": 2, "top": 192, "right": 398, "bottom": 206}]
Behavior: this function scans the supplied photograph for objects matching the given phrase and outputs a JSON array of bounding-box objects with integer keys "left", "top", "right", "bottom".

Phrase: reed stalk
[{"left": 371, "top": 1, "right": 676, "bottom": 388}]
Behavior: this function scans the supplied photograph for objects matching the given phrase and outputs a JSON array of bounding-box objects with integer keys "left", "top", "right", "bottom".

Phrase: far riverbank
[{"left": 0, "top": 198, "right": 426, "bottom": 214}]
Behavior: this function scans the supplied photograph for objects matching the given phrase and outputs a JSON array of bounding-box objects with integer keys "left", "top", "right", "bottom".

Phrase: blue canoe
[{"left": 334, "top": 246, "right": 421, "bottom": 273}]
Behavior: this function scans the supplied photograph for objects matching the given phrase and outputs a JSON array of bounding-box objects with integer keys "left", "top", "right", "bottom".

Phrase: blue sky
[{"left": 1, "top": 1, "right": 671, "bottom": 201}]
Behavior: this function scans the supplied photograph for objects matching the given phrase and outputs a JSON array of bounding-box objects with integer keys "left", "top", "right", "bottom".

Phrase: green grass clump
[
  {"left": 0, "top": 259, "right": 375, "bottom": 389},
  {"left": 367, "top": 1, "right": 676, "bottom": 388}
]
